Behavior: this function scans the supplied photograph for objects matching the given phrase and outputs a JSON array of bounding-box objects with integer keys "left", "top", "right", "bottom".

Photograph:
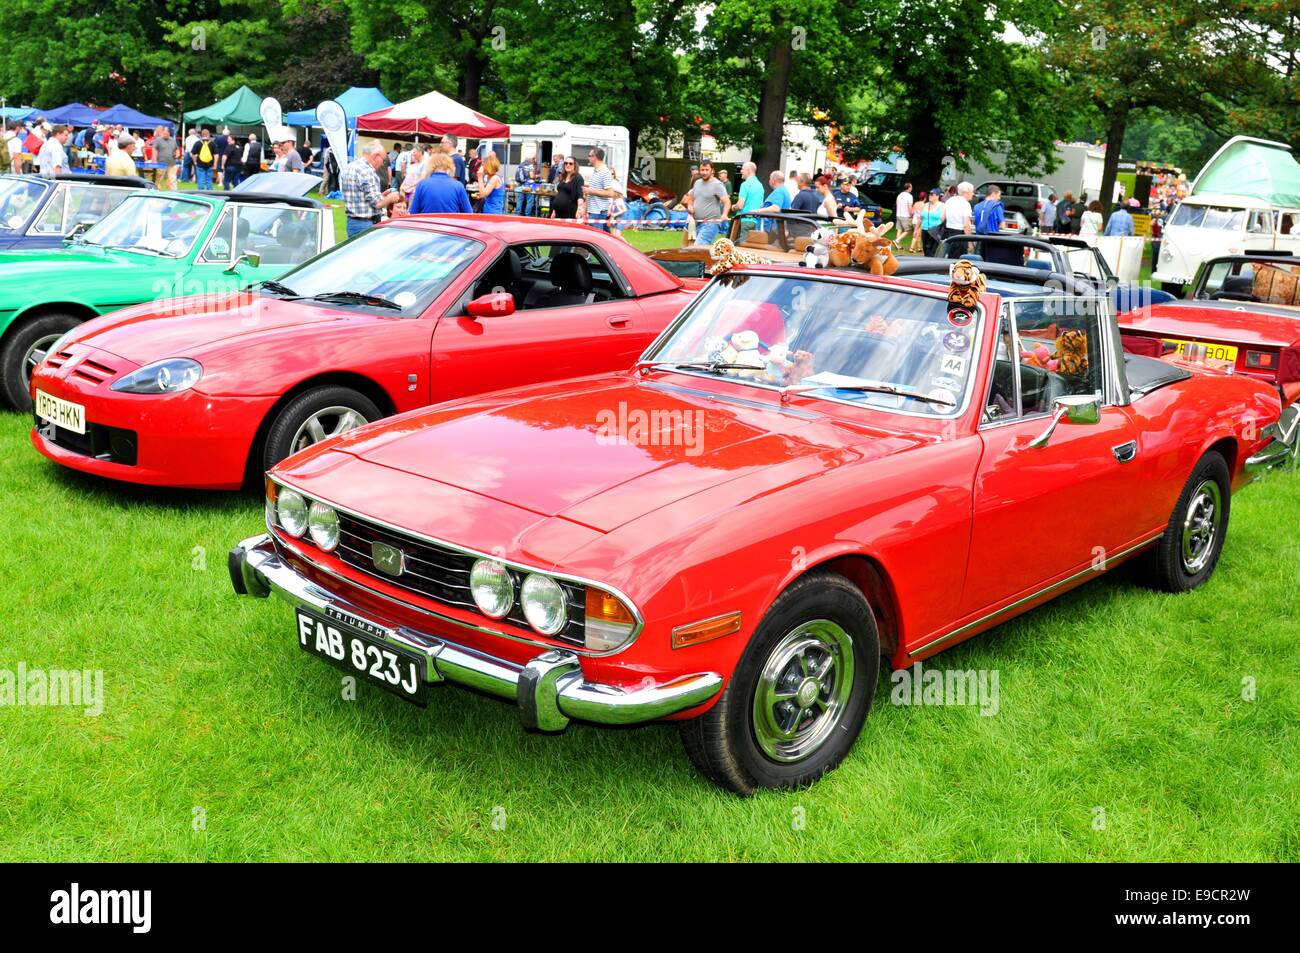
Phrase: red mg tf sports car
[
  {"left": 231, "top": 258, "right": 1296, "bottom": 794},
  {"left": 29, "top": 216, "right": 699, "bottom": 489}
]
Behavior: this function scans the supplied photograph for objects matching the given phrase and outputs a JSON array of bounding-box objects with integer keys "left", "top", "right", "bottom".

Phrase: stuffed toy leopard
[{"left": 707, "top": 237, "right": 767, "bottom": 276}]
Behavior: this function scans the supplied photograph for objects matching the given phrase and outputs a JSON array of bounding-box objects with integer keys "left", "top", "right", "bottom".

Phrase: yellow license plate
[
  {"left": 1162, "top": 339, "right": 1239, "bottom": 364},
  {"left": 34, "top": 389, "right": 86, "bottom": 435}
]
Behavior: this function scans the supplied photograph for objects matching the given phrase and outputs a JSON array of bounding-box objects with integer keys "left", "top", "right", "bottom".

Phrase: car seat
[
  {"left": 474, "top": 249, "right": 524, "bottom": 306},
  {"left": 523, "top": 252, "right": 594, "bottom": 308}
]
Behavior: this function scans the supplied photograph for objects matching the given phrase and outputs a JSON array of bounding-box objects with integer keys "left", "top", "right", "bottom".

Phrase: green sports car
[{"left": 0, "top": 179, "right": 334, "bottom": 410}]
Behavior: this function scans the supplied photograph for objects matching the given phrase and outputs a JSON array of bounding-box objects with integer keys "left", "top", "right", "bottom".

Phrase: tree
[
  {"left": 845, "top": 0, "right": 1075, "bottom": 190},
  {"left": 488, "top": 0, "right": 700, "bottom": 152},
  {"left": 688, "top": 0, "right": 863, "bottom": 180},
  {"left": 346, "top": 0, "right": 499, "bottom": 107},
  {"left": 272, "top": 1, "right": 379, "bottom": 109},
  {"left": 1044, "top": 1, "right": 1234, "bottom": 220}
]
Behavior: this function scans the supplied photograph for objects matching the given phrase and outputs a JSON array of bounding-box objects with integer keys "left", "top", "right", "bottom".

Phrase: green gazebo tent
[{"left": 182, "top": 85, "right": 264, "bottom": 127}]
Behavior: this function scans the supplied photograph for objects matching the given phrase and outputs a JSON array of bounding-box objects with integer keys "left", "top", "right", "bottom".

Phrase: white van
[
  {"left": 503, "top": 122, "right": 630, "bottom": 190},
  {"left": 1153, "top": 137, "right": 1300, "bottom": 294}
]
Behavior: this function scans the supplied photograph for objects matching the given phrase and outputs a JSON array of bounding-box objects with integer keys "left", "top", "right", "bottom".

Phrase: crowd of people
[
  {"left": 339, "top": 137, "right": 637, "bottom": 238},
  {"left": 0, "top": 116, "right": 306, "bottom": 190}
]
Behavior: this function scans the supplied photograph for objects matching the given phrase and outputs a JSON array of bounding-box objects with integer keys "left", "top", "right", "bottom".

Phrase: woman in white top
[
  {"left": 1079, "top": 200, "right": 1104, "bottom": 237},
  {"left": 816, "top": 176, "right": 837, "bottom": 218}
]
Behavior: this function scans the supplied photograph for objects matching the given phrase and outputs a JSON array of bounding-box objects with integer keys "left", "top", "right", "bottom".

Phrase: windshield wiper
[
  {"left": 637, "top": 360, "right": 767, "bottom": 375},
  {"left": 115, "top": 245, "right": 179, "bottom": 258},
  {"left": 307, "top": 291, "right": 403, "bottom": 311},
  {"left": 783, "top": 381, "right": 956, "bottom": 407},
  {"left": 256, "top": 279, "right": 301, "bottom": 298}
]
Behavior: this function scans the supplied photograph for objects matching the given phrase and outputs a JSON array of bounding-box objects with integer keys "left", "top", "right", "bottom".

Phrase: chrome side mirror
[
  {"left": 65, "top": 221, "right": 90, "bottom": 242},
  {"left": 1029, "top": 394, "right": 1102, "bottom": 448},
  {"left": 225, "top": 252, "right": 262, "bottom": 274}
]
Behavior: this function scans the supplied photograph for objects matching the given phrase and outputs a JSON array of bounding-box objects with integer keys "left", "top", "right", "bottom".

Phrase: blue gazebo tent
[
  {"left": 41, "top": 102, "right": 107, "bottom": 126},
  {"left": 0, "top": 106, "right": 41, "bottom": 122},
  {"left": 96, "top": 104, "right": 174, "bottom": 130},
  {"left": 285, "top": 87, "right": 392, "bottom": 128}
]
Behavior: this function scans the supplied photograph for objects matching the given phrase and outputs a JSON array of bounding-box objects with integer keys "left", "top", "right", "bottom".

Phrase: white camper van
[
  {"left": 1153, "top": 136, "right": 1300, "bottom": 295},
  {"left": 504, "top": 122, "right": 630, "bottom": 192}
]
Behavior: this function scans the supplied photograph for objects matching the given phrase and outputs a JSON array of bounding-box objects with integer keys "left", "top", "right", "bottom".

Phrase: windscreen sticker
[
  {"left": 939, "top": 353, "right": 968, "bottom": 377},
  {"left": 943, "top": 330, "right": 970, "bottom": 353}
]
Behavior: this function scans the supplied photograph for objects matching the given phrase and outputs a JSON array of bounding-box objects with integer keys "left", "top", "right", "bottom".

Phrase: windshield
[
  {"left": 1168, "top": 203, "right": 1248, "bottom": 231},
  {"left": 81, "top": 195, "right": 211, "bottom": 256},
  {"left": 271, "top": 224, "right": 482, "bottom": 316},
  {"left": 0, "top": 177, "right": 49, "bottom": 231},
  {"left": 645, "top": 273, "right": 979, "bottom": 416}
]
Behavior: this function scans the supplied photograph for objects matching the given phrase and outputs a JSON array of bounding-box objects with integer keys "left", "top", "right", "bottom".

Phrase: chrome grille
[{"left": 334, "top": 514, "right": 586, "bottom": 646}]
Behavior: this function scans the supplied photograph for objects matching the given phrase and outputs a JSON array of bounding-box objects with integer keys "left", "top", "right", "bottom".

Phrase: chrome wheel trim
[
  {"left": 751, "top": 619, "right": 855, "bottom": 763},
  {"left": 290, "top": 405, "right": 369, "bottom": 454},
  {"left": 23, "top": 332, "right": 63, "bottom": 389},
  {"left": 1181, "top": 478, "right": 1222, "bottom": 574}
]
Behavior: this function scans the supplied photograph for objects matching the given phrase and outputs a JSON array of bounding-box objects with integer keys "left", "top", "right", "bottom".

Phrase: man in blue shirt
[
  {"left": 440, "top": 133, "right": 466, "bottom": 184},
  {"left": 515, "top": 153, "right": 541, "bottom": 217},
  {"left": 1104, "top": 199, "right": 1136, "bottom": 236},
  {"left": 789, "top": 173, "right": 822, "bottom": 213},
  {"left": 760, "top": 170, "right": 792, "bottom": 230},
  {"left": 972, "top": 185, "right": 1005, "bottom": 234},
  {"left": 409, "top": 153, "right": 472, "bottom": 215}
]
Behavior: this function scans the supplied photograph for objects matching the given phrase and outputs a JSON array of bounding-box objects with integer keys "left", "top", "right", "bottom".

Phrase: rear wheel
[
  {"left": 680, "top": 572, "right": 879, "bottom": 795},
  {"left": 261, "top": 385, "right": 381, "bottom": 472},
  {"left": 1143, "top": 451, "right": 1231, "bottom": 593},
  {"left": 1, "top": 313, "right": 81, "bottom": 411},
  {"left": 642, "top": 201, "right": 669, "bottom": 230}
]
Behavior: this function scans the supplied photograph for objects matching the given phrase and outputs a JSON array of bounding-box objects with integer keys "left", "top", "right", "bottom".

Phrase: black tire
[
  {"left": 643, "top": 201, "right": 669, "bottom": 230},
  {"left": 680, "top": 571, "right": 879, "bottom": 795},
  {"left": 1, "top": 313, "right": 81, "bottom": 411},
  {"left": 1142, "top": 452, "right": 1231, "bottom": 593},
  {"left": 261, "top": 385, "right": 382, "bottom": 473}
]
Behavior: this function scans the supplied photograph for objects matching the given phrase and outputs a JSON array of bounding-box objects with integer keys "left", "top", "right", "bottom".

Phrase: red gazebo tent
[{"left": 355, "top": 90, "right": 509, "bottom": 139}]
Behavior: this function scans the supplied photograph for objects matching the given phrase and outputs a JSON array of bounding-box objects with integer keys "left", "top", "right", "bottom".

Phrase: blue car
[{"left": 0, "top": 173, "right": 153, "bottom": 251}]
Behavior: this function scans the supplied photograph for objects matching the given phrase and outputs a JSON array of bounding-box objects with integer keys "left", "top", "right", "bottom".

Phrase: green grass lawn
[{"left": 0, "top": 410, "right": 1295, "bottom": 861}]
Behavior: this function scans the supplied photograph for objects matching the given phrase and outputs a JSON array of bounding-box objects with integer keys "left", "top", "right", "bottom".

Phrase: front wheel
[
  {"left": 1, "top": 313, "right": 82, "bottom": 411},
  {"left": 260, "top": 385, "right": 382, "bottom": 473},
  {"left": 1142, "top": 451, "right": 1231, "bottom": 593},
  {"left": 680, "top": 571, "right": 879, "bottom": 795}
]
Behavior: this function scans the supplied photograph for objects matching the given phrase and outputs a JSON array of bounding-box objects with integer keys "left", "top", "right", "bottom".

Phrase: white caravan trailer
[{"left": 504, "top": 122, "right": 630, "bottom": 189}]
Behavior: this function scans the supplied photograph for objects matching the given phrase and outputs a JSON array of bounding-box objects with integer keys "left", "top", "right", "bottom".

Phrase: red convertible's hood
[
  {"left": 1122, "top": 301, "right": 1300, "bottom": 348},
  {"left": 322, "top": 376, "right": 924, "bottom": 533},
  {"left": 72, "top": 293, "right": 359, "bottom": 364}
]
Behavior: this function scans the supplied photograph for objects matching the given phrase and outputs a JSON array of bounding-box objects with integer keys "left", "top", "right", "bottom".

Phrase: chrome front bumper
[
  {"left": 1245, "top": 405, "right": 1299, "bottom": 475},
  {"left": 229, "top": 534, "right": 722, "bottom": 731}
]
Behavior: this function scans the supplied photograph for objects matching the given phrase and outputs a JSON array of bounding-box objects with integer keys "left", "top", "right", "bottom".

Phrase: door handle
[
  {"left": 1112, "top": 440, "right": 1138, "bottom": 464},
  {"left": 606, "top": 316, "right": 632, "bottom": 329}
]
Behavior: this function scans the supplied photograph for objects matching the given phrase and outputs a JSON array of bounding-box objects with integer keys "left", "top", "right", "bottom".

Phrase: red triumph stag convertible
[
  {"left": 29, "top": 216, "right": 700, "bottom": 489},
  {"left": 230, "top": 259, "right": 1295, "bottom": 794}
]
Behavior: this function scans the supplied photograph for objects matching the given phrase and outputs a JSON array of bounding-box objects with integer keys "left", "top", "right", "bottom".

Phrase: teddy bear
[
  {"left": 760, "top": 343, "right": 816, "bottom": 386},
  {"left": 729, "top": 329, "right": 764, "bottom": 373},
  {"left": 948, "top": 258, "right": 986, "bottom": 309},
  {"left": 1055, "top": 329, "right": 1090, "bottom": 378}
]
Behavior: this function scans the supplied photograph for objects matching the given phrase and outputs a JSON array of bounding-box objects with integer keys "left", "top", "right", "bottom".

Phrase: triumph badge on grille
[{"left": 371, "top": 541, "right": 405, "bottom": 577}]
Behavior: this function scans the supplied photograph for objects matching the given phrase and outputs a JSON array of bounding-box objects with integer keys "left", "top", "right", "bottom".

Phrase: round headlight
[
  {"left": 308, "top": 501, "right": 339, "bottom": 551},
  {"left": 470, "top": 559, "right": 514, "bottom": 619},
  {"left": 521, "top": 573, "right": 567, "bottom": 636},
  {"left": 276, "top": 489, "right": 308, "bottom": 537}
]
